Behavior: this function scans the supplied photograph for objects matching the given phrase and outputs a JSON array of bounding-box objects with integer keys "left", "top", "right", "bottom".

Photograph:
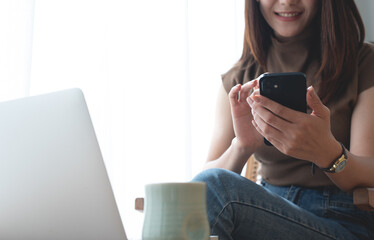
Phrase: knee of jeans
[
  {"left": 193, "top": 169, "right": 249, "bottom": 209},
  {"left": 192, "top": 168, "right": 237, "bottom": 186}
]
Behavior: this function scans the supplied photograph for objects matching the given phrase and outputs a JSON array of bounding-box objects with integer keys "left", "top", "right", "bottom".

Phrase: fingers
[
  {"left": 251, "top": 117, "right": 283, "bottom": 147},
  {"left": 229, "top": 84, "right": 241, "bottom": 107},
  {"left": 307, "top": 86, "right": 330, "bottom": 119},
  {"left": 250, "top": 88, "right": 260, "bottom": 98},
  {"left": 229, "top": 80, "right": 258, "bottom": 106},
  {"left": 248, "top": 96, "right": 288, "bottom": 132},
  {"left": 240, "top": 80, "right": 257, "bottom": 102},
  {"left": 250, "top": 94, "right": 305, "bottom": 122},
  {"left": 242, "top": 79, "right": 259, "bottom": 91}
]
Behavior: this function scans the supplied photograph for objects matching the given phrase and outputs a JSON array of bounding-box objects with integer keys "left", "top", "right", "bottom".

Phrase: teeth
[{"left": 277, "top": 12, "right": 300, "bottom": 17}]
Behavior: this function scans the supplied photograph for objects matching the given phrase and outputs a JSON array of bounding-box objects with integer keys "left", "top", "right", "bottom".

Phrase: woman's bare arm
[{"left": 325, "top": 87, "right": 374, "bottom": 191}]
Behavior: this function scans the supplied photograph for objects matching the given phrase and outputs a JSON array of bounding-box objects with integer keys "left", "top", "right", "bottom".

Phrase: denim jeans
[{"left": 192, "top": 168, "right": 374, "bottom": 240}]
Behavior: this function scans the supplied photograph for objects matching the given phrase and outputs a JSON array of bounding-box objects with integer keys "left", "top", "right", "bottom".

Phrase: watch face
[{"left": 335, "top": 159, "right": 347, "bottom": 173}]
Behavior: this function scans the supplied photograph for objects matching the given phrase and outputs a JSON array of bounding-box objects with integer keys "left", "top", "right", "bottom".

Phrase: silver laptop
[{"left": 0, "top": 89, "right": 127, "bottom": 240}]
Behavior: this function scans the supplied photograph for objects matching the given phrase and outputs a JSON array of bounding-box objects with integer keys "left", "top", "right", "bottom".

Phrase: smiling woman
[{"left": 197, "top": 0, "right": 374, "bottom": 239}]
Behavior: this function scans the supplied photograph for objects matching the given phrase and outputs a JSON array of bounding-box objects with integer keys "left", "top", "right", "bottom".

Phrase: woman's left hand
[{"left": 248, "top": 86, "right": 342, "bottom": 166}]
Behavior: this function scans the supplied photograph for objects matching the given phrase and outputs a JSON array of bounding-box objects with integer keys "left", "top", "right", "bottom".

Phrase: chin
[{"left": 275, "top": 29, "right": 303, "bottom": 39}]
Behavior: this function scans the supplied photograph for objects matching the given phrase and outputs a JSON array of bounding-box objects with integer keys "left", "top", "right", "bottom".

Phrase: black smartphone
[{"left": 258, "top": 72, "right": 307, "bottom": 146}]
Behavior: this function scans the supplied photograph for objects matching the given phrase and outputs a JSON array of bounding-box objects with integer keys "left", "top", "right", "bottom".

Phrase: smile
[{"left": 275, "top": 12, "right": 302, "bottom": 17}]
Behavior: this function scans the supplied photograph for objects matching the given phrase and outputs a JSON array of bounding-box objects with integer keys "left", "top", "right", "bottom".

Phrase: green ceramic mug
[{"left": 142, "top": 182, "right": 210, "bottom": 240}]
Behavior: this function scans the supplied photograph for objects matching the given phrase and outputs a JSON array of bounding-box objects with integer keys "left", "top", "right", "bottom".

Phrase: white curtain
[
  {"left": 0, "top": 0, "right": 34, "bottom": 101},
  {"left": 2, "top": 0, "right": 244, "bottom": 237}
]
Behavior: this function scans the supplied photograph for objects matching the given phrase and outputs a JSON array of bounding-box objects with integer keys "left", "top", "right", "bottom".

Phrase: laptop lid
[{"left": 0, "top": 89, "right": 127, "bottom": 240}]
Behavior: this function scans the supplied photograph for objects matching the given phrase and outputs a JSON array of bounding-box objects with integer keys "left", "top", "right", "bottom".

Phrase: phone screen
[{"left": 258, "top": 72, "right": 307, "bottom": 146}]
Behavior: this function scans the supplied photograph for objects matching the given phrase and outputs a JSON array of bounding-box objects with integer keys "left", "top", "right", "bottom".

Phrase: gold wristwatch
[{"left": 319, "top": 142, "right": 348, "bottom": 173}]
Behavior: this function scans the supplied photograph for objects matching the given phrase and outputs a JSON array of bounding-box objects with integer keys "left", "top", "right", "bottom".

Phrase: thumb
[{"left": 307, "top": 86, "right": 329, "bottom": 119}]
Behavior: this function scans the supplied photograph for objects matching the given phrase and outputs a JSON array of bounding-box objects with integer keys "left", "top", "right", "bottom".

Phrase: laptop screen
[{"left": 0, "top": 89, "right": 127, "bottom": 240}]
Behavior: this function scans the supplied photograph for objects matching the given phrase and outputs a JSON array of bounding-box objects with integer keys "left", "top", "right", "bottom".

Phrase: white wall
[{"left": 355, "top": 0, "right": 374, "bottom": 42}]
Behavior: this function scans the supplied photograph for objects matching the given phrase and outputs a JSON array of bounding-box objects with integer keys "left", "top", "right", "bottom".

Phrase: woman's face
[{"left": 258, "top": 0, "right": 319, "bottom": 39}]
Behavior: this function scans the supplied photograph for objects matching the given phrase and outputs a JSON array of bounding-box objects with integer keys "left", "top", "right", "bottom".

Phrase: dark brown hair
[{"left": 239, "top": 0, "right": 365, "bottom": 103}]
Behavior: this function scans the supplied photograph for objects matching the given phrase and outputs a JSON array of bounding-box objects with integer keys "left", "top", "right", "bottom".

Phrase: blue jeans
[{"left": 192, "top": 168, "right": 374, "bottom": 240}]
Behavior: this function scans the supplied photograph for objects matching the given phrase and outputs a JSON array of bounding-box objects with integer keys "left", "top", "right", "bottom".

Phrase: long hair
[{"left": 239, "top": 0, "right": 365, "bottom": 103}]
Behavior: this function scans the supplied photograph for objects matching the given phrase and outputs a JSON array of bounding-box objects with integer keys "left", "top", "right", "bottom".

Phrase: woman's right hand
[{"left": 229, "top": 80, "right": 263, "bottom": 152}]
